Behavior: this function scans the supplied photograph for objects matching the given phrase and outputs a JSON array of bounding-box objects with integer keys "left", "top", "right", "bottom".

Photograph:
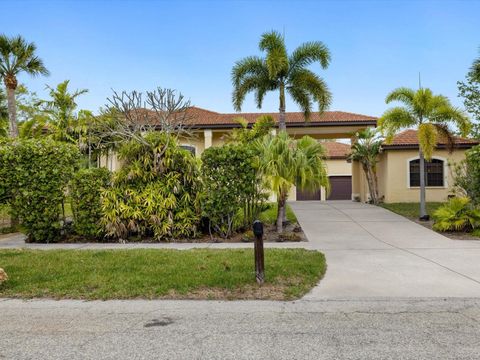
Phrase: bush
[
  {"left": 201, "top": 144, "right": 266, "bottom": 238},
  {"left": 0, "top": 139, "right": 80, "bottom": 242},
  {"left": 452, "top": 145, "right": 480, "bottom": 205},
  {"left": 70, "top": 167, "right": 111, "bottom": 238},
  {"left": 101, "top": 132, "right": 201, "bottom": 241},
  {"left": 432, "top": 197, "right": 480, "bottom": 232}
]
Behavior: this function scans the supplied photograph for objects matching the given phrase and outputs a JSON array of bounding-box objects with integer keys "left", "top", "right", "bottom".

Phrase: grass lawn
[
  {"left": 0, "top": 248, "right": 325, "bottom": 300},
  {"left": 380, "top": 202, "right": 444, "bottom": 219},
  {"left": 258, "top": 203, "right": 297, "bottom": 224}
]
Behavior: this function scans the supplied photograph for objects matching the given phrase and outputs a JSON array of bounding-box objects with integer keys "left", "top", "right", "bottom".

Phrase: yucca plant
[{"left": 432, "top": 197, "right": 480, "bottom": 232}]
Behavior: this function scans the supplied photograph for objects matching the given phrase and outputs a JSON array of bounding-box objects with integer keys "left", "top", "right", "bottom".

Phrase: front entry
[{"left": 327, "top": 176, "right": 352, "bottom": 200}]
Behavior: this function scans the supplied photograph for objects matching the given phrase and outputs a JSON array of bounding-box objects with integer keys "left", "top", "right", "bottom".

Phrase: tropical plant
[
  {"left": 40, "top": 80, "right": 90, "bottom": 142},
  {"left": 256, "top": 131, "right": 329, "bottom": 233},
  {"left": 70, "top": 167, "right": 111, "bottom": 238},
  {"left": 0, "top": 89, "right": 7, "bottom": 137},
  {"left": 100, "top": 132, "right": 201, "bottom": 241},
  {"left": 348, "top": 128, "right": 383, "bottom": 204},
  {"left": 0, "top": 139, "right": 80, "bottom": 242},
  {"left": 232, "top": 30, "right": 331, "bottom": 130},
  {"left": 432, "top": 197, "right": 480, "bottom": 232},
  {"left": 458, "top": 50, "right": 480, "bottom": 139},
  {"left": 225, "top": 115, "right": 275, "bottom": 144},
  {"left": 379, "top": 87, "right": 471, "bottom": 220},
  {"left": 201, "top": 144, "right": 266, "bottom": 238},
  {"left": 451, "top": 144, "right": 480, "bottom": 205},
  {"left": 0, "top": 34, "right": 49, "bottom": 137}
]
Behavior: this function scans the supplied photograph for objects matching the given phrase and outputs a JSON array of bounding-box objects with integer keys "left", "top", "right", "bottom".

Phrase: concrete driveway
[{"left": 290, "top": 201, "right": 480, "bottom": 298}]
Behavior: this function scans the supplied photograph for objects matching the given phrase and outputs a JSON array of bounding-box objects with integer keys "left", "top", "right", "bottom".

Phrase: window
[
  {"left": 409, "top": 158, "right": 444, "bottom": 187},
  {"left": 180, "top": 145, "right": 196, "bottom": 156}
]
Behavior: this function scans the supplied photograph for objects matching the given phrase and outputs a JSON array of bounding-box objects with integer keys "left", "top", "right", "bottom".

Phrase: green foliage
[
  {"left": 201, "top": 144, "right": 265, "bottom": 238},
  {"left": 101, "top": 132, "right": 201, "bottom": 241},
  {"left": 70, "top": 168, "right": 111, "bottom": 238},
  {"left": 225, "top": 115, "right": 275, "bottom": 144},
  {"left": 433, "top": 197, "right": 480, "bottom": 232},
  {"left": 0, "top": 139, "right": 80, "bottom": 242},
  {"left": 0, "top": 89, "right": 7, "bottom": 137},
  {"left": 458, "top": 52, "right": 480, "bottom": 139},
  {"left": 452, "top": 145, "right": 480, "bottom": 205}
]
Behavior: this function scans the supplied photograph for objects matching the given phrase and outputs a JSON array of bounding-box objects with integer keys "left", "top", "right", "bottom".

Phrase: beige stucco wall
[{"left": 376, "top": 149, "right": 467, "bottom": 203}]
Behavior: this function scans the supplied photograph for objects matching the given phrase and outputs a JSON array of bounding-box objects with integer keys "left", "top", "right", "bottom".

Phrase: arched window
[
  {"left": 180, "top": 145, "right": 196, "bottom": 156},
  {"left": 409, "top": 158, "right": 444, "bottom": 187}
]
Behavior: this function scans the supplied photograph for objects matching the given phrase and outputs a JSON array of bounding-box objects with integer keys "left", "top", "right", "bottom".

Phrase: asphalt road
[{"left": 1, "top": 298, "right": 480, "bottom": 360}]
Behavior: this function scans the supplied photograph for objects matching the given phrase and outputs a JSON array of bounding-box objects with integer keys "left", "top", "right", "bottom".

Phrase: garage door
[
  {"left": 296, "top": 188, "right": 321, "bottom": 201},
  {"left": 327, "top": 176, "right": 352, "bottom": 200}
]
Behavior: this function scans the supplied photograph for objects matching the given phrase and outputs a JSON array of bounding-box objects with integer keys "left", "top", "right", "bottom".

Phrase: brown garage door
[
  {"left": 296, "top": 188, "right": 321, "bottom": 201},
  {"left": 327, "top": 176, "right": 352, "bottom": 200}
]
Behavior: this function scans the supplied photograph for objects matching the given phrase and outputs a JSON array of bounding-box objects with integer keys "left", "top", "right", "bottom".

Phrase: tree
[
  {"left": 232, "top": 31, "right": 331, "bottom": 130},
  {"left": 458, "top": 51, "right": 480, "bottom": 139},
  {"left": 0, "top": 35, "right": 49, "bottom": 137},
  {"left": 40, "top": 80, "right": 89, "bottom": 142},
  {"left": 256, "top": 131, "right": 329, "bottom": 233},
  {"left": 379, "top": 87, "right": 471, "bottom": 220},
  {"left": 348, "top": 128, "right": 383, "bottom": 204}
]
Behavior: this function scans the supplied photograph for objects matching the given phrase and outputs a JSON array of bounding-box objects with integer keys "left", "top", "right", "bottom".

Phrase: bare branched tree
[{"left": 94, "top": 87, "right": 196, "bottom": 149}]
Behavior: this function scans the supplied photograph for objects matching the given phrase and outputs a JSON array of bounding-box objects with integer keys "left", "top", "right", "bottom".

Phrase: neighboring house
[{"left": 366, "top": 129, "right": 479, "bottom": 203}]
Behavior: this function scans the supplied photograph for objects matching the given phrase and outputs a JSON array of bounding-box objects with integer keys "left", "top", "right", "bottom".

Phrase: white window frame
[{"left": 406, "top": 156, "right": 448, "bottom": 189}]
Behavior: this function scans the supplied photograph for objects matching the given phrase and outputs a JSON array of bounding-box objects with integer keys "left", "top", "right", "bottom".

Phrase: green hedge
[
  {"left": 70, "top": 167, "right": 111, "bottom": 238},
  {"left": 0, "top": 139, "right": 80, "bottom": 242}
]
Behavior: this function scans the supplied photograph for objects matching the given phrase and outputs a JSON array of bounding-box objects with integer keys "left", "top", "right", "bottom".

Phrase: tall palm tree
[
  {"left": 0, "top": 34, "right": 49, "bottom": 137},
  {"left": 256, "top": 131, "right": 329, "bottom": 233},
  {"left": 232, "top": 31, "right": 331, "bottom": 130},
  {"left": 379, "top": 87, "right": 471, "bottom": 220},
  {"left": 348, "top": 128, "right": 383, "bottom": 204}
]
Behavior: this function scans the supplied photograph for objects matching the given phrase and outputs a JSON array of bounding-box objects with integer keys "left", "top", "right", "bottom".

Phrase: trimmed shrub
[
  {"left": 101, "top": 132, "right": 201, "bottom": 241},
  {"left": 70, "top": 167, "right": 111, "bottom": 238},
  {"left": 433, "top": 197, "right": 480, "bottom": 232},
  {"left": 201, "top": 144, "right": 265, "bottom": 238},
  {"left": 0, "top": 139, "right": 80, "bottom": 242}
]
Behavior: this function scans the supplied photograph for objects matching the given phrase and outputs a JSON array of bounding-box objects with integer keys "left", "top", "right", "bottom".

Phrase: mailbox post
[{"left": 252, "top": 220, "right": 265, "bottom": 285}]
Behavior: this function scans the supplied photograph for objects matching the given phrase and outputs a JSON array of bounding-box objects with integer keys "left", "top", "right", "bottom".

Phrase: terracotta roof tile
[
  {"left": 383, "top": 129, "right": 479, "bottom": 148},
  {"left": 141, "top": 106, "right": 377, "bottom": 128},
  {"left": 321, "top": 141, "right": 351, "bottom": 159}
]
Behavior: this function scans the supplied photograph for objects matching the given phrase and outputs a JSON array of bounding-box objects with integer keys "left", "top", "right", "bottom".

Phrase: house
[
  {"left": 99, "top": 106, "right": 377, "bottom": 201},
  {"left": 99, "top": 107, "right": 479, "bottom": 204}
]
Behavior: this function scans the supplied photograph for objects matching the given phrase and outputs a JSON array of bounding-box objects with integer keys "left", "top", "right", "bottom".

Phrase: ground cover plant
[{"left": 0, "top": 248, "right": 326, "bottom": 300}]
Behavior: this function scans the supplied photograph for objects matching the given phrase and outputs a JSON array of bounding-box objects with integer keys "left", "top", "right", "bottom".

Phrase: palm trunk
[
  {"left": 278, "top": 83, "right": 286, "bottom": 131},
  {"left": 6, "top": 87, "right": 18, "bottom": 138},
  {"left": 419, "top": 149, "right": 428, "bottom": 220},
  {"left": 276, "top": 192, "right": 286, "bottom": 234}
]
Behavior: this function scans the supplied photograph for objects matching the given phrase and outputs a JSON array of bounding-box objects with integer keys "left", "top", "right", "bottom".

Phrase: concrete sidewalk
[{"left": 291, "top": 201, "right": 480, "bottom": 298}]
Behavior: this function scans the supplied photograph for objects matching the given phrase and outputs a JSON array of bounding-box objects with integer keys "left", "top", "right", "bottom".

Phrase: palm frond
[
  {"left": 385, "top": 87, "right": 416, "bottom": 106},
  {"left": 288, "top": 68, "right": 331, "bottom": 114},
  {"left": 378, "top": 107, "right": 417, "bottom": 142},
  {"left": 418, "top": 123, "right": 437, "bottom": 160},
  {"left": 289, "top": 41, "right": 331, "bottom": 73}
]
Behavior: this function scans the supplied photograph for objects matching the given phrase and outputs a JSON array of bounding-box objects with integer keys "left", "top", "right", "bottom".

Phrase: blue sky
[{"left": 2, "top": 0, "right": 479, "bottom": 117}]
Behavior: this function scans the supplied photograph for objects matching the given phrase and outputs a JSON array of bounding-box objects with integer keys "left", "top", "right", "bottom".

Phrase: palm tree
[
  {"left": 256, "top": 131, "right": 329, "bottom": 233},
  {"left": 232, "top": 31, "right": 331, "bottom": 130},
  {"left": 379, "top": 87, "right": 471, "bottom": 220},
  {"left": 41, "top": 80, "right": 89, "bottom": 142},
  {"left": 348, "top": 128, "right": 383, "bottom": 204},
  {"left": 0, "top": 34, "right": 49, "bottom": 137}
]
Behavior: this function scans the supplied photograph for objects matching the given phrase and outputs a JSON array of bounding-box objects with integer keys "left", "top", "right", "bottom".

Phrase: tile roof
[
  {"left": 142, "top": 106, "right": 378, "bottom": 128},
  {"left": 322, "top": 141, "right": 351, "bottom": 159},
  {"left": 382, "top": 129, "right": 479, "bottom": 149}
]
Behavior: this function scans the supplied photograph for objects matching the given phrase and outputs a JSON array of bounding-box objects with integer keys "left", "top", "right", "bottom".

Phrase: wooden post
[{"left": 252, "top": 220, "right": 265, "bottom": 284}]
